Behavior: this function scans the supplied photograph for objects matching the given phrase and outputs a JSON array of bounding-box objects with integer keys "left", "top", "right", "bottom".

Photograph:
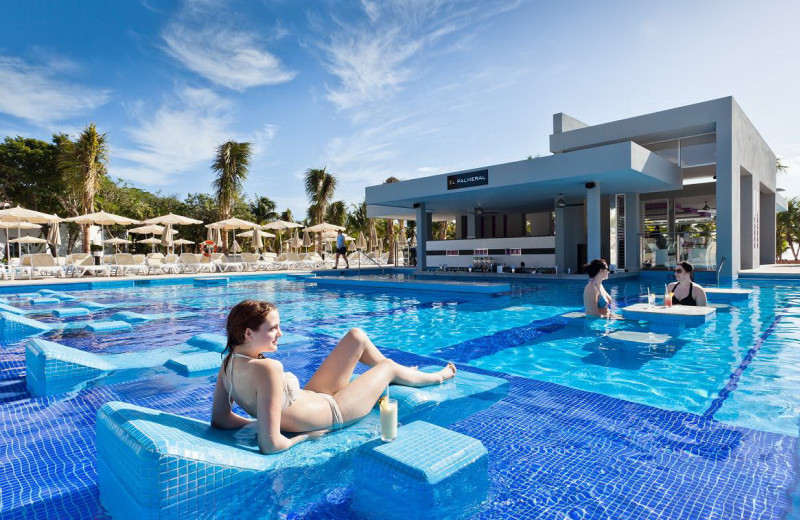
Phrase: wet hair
[
  {"left": 584, "top": 259, "right": 609, "bottom": 278},
  {"left": 221, "top": 300, "right": 277, "bottom": 370},
  {"left": 678, "top": 261, "right": 695, "bottom": 281}
]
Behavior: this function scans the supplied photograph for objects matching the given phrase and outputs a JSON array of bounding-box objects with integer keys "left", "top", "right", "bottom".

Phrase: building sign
[
  {"left": 447, "top": 169, "right": 488, "bottom": 190},
  {"left": 446, "top": 250, "right": 459, "bottom": 256},
  {"left": 473, "top": 248, "right": 488, "bottom": 256},
  {"left": 506, "top": 248, "right": 522, "bottom": 256}
]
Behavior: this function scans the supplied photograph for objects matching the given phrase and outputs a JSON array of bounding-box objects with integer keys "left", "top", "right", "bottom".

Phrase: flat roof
[{"left": 367, "top": 141, "right": 681, "bottom": 220}]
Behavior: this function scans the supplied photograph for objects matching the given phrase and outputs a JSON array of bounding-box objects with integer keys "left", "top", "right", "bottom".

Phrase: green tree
[
  {"left": 59, "top": 123, "right": 110, "bottom": 252},
  {"left": 0, "top": 135, "right": 68, "bottom": 213},
  {"left": 211, "top": 141, "right": 252, "bottom": 252},
  {"left": 383, "top": 176, "right": 401, "bottom": 262},
  {"left": 777, "top": 197, "right": 799, "bottom": 261},
  {"left": 250, "top": 195, "right": 278, "bottom": 224},
  {"left": 326, "top": 201, "right": 347, "bottom": 227},
  {"left": 304, "top": 167, "right": 337, "bottom": 252}
]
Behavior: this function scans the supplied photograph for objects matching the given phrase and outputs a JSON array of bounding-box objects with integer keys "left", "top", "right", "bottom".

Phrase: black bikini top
[{"left": 671, "top": 282, "right": 696, "bottom": 306}]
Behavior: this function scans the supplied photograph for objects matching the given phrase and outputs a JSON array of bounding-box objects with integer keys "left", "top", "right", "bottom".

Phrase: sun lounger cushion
[
  {"left": 352, "top": 421, "right": 488, "bottom": 520},
  {"left": 96, "top": 368, "right": 508, "bottom": 519},
  {"left": 84, "top": 321, "right": 133, "bottom": 333},
  {"left": 53, "top": 307, "right": 92, "bottom": 318},
  {"left": 30, "top": 297, "right": 60, "bottom": 305}
]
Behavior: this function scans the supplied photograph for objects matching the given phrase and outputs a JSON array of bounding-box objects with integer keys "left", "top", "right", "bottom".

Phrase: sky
[{"left": 1, "top": 0, "right": 799, "bottom": 219}]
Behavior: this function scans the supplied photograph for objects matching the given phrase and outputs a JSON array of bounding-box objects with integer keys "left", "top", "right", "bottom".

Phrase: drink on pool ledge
[{"left": 379, "top": 396, "right": 398, "bottom": 442}]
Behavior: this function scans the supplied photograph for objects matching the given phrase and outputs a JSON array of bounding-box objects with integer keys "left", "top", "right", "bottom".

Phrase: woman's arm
[
  {"left": 211, "top": 368, "right": 253, "bottom": 429},
  {"left": 255, "top": 361, "right": 308, "bottom": 454},
  {"left": 583, "top": 284, "right": 601, "bottom": 317},
  {"left": 694, "top": 284, "right": 708, "bottom": 306}
]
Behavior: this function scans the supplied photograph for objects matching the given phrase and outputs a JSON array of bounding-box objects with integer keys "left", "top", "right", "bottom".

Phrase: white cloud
[
  {"left": 113, "top": 87, "right": 274, "bottom": 187},
  {"left": 0, "top": 55, "right": 111, "bottom": 124},
  {"left": 161, "top": 16, "right": 297, "bottom": 91},
  {"left": 316, "top": 0, "right": 520, "bottom": 111}
]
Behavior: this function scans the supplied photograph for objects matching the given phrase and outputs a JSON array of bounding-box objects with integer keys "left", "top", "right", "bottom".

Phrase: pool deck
[{"left": 739, "top": 263, "right": 800, "bottom": 279}]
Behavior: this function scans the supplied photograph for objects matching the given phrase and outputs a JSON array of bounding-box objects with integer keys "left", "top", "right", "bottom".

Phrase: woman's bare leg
[
  {"left": 304, "top": 328, "right": 388, "bottom": 395},
  {"left": 305, "top": 328, "right": 455, "bottom": 395},
  {"left": 333, "top": 359, "right": 457, "bottom": 423}
]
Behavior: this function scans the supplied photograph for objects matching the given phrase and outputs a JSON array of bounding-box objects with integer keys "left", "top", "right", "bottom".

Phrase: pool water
[{"left": 1, "top": 275, "right": 798, "bottom": 519}]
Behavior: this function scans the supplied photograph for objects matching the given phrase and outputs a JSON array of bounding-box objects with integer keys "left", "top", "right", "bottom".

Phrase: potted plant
[{"left": 90, "top": 244, "right": 103, "bottom": 265}]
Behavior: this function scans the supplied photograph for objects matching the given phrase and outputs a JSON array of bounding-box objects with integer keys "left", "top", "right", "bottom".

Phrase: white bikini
[{"left": 224, "top": 353, "right": 344, "bottom": 429}]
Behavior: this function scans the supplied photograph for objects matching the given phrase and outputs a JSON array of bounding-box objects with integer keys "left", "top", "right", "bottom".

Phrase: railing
[
  {"left": 716, "top": 256, "right": 725, "bottom": 286},
  {"left": 640, "top": 232, "right": 717, "bottom": 271}
]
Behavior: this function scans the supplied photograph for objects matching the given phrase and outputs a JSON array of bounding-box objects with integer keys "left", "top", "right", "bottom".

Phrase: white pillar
[
  {"left": 624, "top": 192, "right": 641, "bottom": 271},
  {"left": 586, "top": 182, "right": 601, "bottom": 261},
  {"left": 415, "top": 203, "right": 427, "bottom": 271},
  {"left": 467, "top": 213, "right": 476, "bottom": 239}
]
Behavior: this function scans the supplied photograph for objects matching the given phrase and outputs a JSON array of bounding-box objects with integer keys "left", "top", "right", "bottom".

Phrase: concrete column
[
  {"left": 467, "top": 213, "right": 476, "bottom": 239},
  {"left": 624, "top": 192, "right": 641, "bottom": 271},
  {"left": 715, "top": 124, "right": 738, "bottom": 279},
  {"left": 415, "top": 203, "right": 427, "bottom": 271},
  {"left": 586, "top": 183, "right": 601, "bottom": 261},
  {"left": 601, "top": 195, "right": 611, "bottom": 261},
  {"left": 667, "top": 198, "right": 676, "bottom": 237},
  {"left": 739, "top": 174, "right": 755, "bottom": 270},
  {"left": 554, "top": 202, "right": 566, "bottom": 273},
  {"left": 760, "top": 191, "right": 776, "bottom": 264}
]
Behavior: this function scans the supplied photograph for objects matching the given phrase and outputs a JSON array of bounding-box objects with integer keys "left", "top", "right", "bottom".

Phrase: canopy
[
  {"left": 161, "top": 224, "right": 174, "bottom": 247},
  {"left": 173, "top": 238, "right": 195, "bottom": 245},
  {"left": 356, "top": 231, "right": 367, "bottom": 249},
  {"left": 129, "top": 224, "right": 171, "bottom": 235},
  {"left": 306, "top": 222, "right": 345, "bottom": 233},
  {"left": 236, "top": 230, "right": 275, "bottom": 238},
  {"left": 104, "top": 237, "right": 132, "bottom": 245},
  {"left": 0, "top": 221, "right": 40, "bottom": 230},
  {"left": 10, "top": 236, "right": 47, "bottom": 244},
  {"left": 142, "top": 213, "right": 202, "bottom": 226},
  {"left": 47, "top": 222, "right": 61, "bottom": 249},
  {"left": 65, "top": 211, "right": 139, "bottom": 226},
  {"left": 262, "top": 220, "right": 302, "bottom": 231},
  {"left": 206, "top": 217, "right": 260, "bottom": 230},
  {"left": 0, "top": 206, "right": 62, "bottom": 224},
  {"left": 138, "top": 237, "right": 162, "bottom": 245}
]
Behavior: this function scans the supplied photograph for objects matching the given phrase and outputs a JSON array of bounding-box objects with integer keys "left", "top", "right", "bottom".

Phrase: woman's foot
[{"left": 438, "top": 362, "right": 457, "bottom": 383}]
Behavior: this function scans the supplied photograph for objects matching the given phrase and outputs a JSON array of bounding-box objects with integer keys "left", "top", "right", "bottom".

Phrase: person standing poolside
[
  {"left": 583, "top": 259, "right": 616, "bottom": 318},
  {"left": 211, "top": 300, "right": 456, "bottom": 454},
  {"left": 667, "top": 261, "right": 708, "bottom": 306},
  {"left": 334, "top": 230, "right": 349, "bottom": 269}
]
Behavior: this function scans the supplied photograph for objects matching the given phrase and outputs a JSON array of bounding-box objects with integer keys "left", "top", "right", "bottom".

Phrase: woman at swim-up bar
[
  {"left": 211, "top": 300, "right": 457, "bottom": 454},
  {"left": 583, "top": 259, "right": 616, "bottom": 318},
  {"left": 667, "top": 261, "right": 708, "bottom": 306}
]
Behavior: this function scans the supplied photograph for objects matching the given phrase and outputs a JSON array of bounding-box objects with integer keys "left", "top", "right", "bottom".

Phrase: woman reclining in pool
[{"left": 211, "top": 300, "right": 457, "bottom": 454}]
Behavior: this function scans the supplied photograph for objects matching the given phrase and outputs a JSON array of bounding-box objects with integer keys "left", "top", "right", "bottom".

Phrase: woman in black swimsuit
[{"left": 668, "top": 261, "right": 708, "bottom": 306}]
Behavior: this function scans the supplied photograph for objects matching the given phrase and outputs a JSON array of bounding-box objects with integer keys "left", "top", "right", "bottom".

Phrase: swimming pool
[{"left": 1, "top": 274, "right": 798, "bottom": 518}]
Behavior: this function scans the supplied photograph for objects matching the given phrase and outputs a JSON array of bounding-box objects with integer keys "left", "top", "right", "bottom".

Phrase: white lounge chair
[
  {"left": 113, "top": 253, "right": 149, "bottom": 276},
  {"left": 30, "top": 254, "right": 65, "bottom": 278},
  {"left": 179, "top": 253, "right": 216, "bottom": 274},
  {"left": 210, "top": 253, "right": 245, "bottom": 272},
  {"left": 240, "top": 252, "right": 269, "bottom": 271},
  {"left": 66, "top": 254, "right": 111, "bottom": 277}
]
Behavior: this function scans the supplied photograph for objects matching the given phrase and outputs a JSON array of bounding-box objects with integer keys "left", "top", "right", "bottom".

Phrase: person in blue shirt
[{"left": 334, "top": 230, "right": 349, "bottom": 269}]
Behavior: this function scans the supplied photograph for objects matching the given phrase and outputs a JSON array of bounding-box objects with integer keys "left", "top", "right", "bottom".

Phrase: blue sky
[{"left": 1, "top": 0, "right": 799, "bottom": 218}]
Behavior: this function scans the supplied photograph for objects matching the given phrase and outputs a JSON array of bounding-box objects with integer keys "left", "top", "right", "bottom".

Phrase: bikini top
[
  {"left": 225, "top": 353, "right": 300, "bottom": 411},
  {"left": 593, "top": 281, "right": 610, "bottom": 309},
  {"left": 670, "top": 282, "right": 697, "bottom": 306}
]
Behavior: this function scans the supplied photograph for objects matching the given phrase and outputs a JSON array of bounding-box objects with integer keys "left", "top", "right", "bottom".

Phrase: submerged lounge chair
[{"left": 96, "top": 368, "right": 508, "bottom": 519}]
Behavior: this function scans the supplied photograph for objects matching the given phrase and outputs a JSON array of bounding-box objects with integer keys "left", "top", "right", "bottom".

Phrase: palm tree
[
  {"left": 212, "top": 141, "right": 252, "bottom": 252},
  {"left": 326, "top": 201, "right": 347, "bottom": 227},
  {"left": 59, "top": 123, "right": 109, "bottom": 253},
  {"left": 250, "top": 195, "right": 278, "bottom": 224},
  {"left": 777, "top": 197, "right": 799, "bottom": 261},
  {"left": 304, "top": 167, "right": 337, "bottom": 252},
  {"left": 279, "top": 209, "right": 294, "bottom": 222},
  {"left": 383, "top": 176, "right": 400, "bottom": 262}
]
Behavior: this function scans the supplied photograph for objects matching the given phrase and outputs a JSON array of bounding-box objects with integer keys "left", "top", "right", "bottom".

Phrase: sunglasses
[{"left": 675, "top": 268, "right": 684, "bottom": 273}]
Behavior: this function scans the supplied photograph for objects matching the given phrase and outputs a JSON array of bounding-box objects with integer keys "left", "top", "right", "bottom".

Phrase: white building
[{"left": 366, "top": 97, "right": 786, "bottom": 279}]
